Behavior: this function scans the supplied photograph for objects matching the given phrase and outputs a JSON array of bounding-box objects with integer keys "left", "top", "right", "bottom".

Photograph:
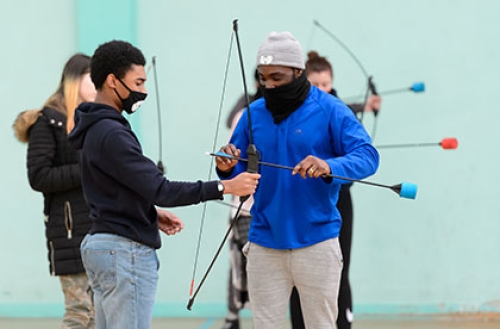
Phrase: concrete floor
[{"left": 1, "top": 315, "right": 500, "bottom": 329}]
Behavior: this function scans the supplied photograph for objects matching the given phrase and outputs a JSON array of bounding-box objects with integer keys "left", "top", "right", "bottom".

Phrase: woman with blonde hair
[{"left": 13, "top": 53, "right": 96, "bottom": 328}]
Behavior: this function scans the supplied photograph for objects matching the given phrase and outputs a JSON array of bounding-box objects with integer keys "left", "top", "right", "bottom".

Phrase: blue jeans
[{"left": 81, "top": 233, "right": 159, "bottom": 329}]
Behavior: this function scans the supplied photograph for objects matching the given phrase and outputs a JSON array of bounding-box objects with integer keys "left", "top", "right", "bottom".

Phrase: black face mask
[
  {"left": 260, "top": 72, "right": 311, "bottom": 124},
  {"left": 114, "top": 79, "right": 148, "bottom": 114}
]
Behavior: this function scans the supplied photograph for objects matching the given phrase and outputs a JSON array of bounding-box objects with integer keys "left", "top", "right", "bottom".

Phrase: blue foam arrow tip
[
  {"left": 214, "top": 151, "right": 229, "bottom": 157},
  {"left": 400, "top": 182, "right": 418, "bottom": 199},
  {"left": 411, "top": 82, "right": 425, "bottom": 92}
]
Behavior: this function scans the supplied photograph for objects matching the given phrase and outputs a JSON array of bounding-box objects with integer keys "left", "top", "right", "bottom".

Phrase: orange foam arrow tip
[
  {"left": 440, "top": 137, "right": 458, "bottom": 150},
  {"left": 189, "top": 279, "right": 194, "bottom": 296}
]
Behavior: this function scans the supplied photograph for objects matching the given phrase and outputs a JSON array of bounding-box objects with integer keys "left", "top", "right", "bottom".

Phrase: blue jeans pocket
[{"left": 82, "top": 248, "right": 117, "bottom": 292}]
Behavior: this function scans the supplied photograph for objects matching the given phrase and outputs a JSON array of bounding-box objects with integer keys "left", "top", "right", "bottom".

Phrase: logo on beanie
[{"left": 259, "top": 55, "right": 273, "bottom": 65}]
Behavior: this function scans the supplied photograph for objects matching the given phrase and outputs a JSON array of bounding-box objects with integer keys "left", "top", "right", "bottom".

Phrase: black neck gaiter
[{"left": 260, "top": 72, "right": 311, "bottom": 124}]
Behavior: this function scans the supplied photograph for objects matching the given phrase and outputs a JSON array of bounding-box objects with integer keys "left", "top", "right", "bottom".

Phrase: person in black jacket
[
  {"left": 13, "top": 54, "right": 97, "bottom": 329},
  {"left": 67, "top": 40, "right": 260, "bottom": 329},
  {"left": 289, "top": 51, "right": 382, "bottom": 329}
]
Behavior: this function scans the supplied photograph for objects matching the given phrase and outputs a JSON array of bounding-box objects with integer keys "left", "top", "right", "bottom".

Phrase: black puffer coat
[{"left": 15, "top": 107, "right": 92, "bottom": 275}]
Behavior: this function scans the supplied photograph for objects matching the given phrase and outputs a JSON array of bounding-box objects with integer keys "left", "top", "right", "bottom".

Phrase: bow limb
[
  {"left": 233, "top": 19, "right": 259, "bottom": 198},
  {"left": 151, "top": 56, "right": 166, "bottom": 174},
  {"left": 312, "top": 20, "right": 380, "bottom": 133}
]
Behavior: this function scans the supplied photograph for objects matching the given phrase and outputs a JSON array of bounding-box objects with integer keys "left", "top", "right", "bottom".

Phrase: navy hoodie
[{"left": 68, "top": 103, "right": 222, "bottom": 249}]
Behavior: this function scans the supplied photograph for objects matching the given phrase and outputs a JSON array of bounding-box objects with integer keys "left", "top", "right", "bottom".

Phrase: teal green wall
[
  {"left": 75, "top": 0, "right": 137, "bottom": 54},
  {"left": 2, "top": 0, "right": 500, "bottom": 318},
  {"left": 2, "top": 0, "right": 76, "bottom": 317}
]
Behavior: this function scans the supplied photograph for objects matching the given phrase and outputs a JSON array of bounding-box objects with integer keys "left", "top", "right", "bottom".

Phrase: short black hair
[{"left": 90, "top": 40, "right": 146, "bottom": 90}]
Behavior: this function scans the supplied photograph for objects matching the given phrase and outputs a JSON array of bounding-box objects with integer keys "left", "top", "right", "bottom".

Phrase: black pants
[{"left": 290, "top": 184, "right": 353, "bottom": 329}]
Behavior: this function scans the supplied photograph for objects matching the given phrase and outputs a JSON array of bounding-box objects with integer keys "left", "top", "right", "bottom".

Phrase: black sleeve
[
  {"left": 27, "top": 118, "right": 81, "bottom": 193},
  {"left": 153, "top": 179, "right": 223, "bottom": 207},
  {"left": 346, "top": 103, "right": 364, "bottom": 114},
  {"left": 98, "top": 128, "right": 223, "bottom": 207}
]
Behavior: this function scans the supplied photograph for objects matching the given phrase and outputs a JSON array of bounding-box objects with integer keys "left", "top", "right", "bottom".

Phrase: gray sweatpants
[{"left": 244, "top": 238, "right": 343, "bottom": 329}]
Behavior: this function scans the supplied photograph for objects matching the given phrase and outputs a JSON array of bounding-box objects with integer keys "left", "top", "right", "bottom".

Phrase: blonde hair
[{"left": 43, "top": 54, "right": 91, "bottom": 133}]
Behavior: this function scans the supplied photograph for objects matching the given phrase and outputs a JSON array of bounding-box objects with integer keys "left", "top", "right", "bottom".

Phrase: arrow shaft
[
  {"left": 378, "top": 87, "right": 411, "bottom": 95},
  {"left": 210, "top": 152, "right": 391, "bottom": 190},
  {"left": 376, "top": 142, "right": 439, "bottom": 149},
  {"left": 343, "top": 88, "right": 411, "bottom": 102}
]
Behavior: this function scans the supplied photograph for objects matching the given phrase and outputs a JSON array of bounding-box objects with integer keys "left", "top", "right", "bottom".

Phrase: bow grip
[
  {"left": 368, "top": 76, "right": 378, "bottom": 96},
  {"left": 240, "top": 144, "right": 259, "bottom": 202},
  {"left": 368, "top": 76, "right": 380, "bottom": 117}
]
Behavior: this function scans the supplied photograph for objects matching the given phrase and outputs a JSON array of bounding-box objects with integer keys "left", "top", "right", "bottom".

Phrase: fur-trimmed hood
[{"left": 13, "top": 109, "right": 42, "bottom": 143}]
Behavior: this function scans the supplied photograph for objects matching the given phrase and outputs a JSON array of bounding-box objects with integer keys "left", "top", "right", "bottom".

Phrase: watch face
[{"left": 218, "top": 182, "right": 224, "bottom": 192}]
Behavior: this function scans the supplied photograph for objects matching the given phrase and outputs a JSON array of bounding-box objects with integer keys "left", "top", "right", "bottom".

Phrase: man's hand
[
  {"left": 216, "top": 144, "right": 241, "bottom": 172},
  {"left": 216, "top": 143, "right": 260, "bottom": 196},
  {"left": 157, "top": 208, "right": 184, "bottom": 236},
  {"left": 292, "top": 155, "right": 331, "bottom": 179}
]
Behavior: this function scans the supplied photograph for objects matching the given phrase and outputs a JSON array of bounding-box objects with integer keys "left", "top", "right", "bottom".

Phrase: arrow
[
  {"left": 376, "top": 137, "right": 458, "bottom": 150},
  {"left": 380, "top": 82, "right": 425, "bottom": 95},
  {"left": 208, "top": 151, "right": 418, "bottom": 200},
  {"left": 343, "top": 82, "right": 425, "bottom": 102}
]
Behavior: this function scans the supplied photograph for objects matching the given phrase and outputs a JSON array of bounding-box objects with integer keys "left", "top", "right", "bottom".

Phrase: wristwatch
[{"left": 217, "top": 181, "right": 225, "bottom": 193}]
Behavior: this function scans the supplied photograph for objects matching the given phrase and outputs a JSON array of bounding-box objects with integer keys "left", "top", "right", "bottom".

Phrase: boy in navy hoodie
[{"left": 68, "top": 40, "right": 260, "bottom": 329}]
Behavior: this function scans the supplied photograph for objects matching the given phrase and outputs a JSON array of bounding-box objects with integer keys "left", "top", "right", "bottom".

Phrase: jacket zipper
[
  {"left": 49, "top": 241, "right": 56, "bottom": 276},
  {"left": 64, "top": 201, "right": 73, "bottom": 239}
]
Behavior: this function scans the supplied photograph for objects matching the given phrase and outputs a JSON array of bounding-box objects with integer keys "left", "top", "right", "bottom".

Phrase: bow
[
  {"left": 311, "top": 20, "right": 378, "bottom": 125},
  {"left": 310, "top": 21, "right": 459, "bottom": 154},
  {"left": 150, "top": 56, "right": 165, "bottom": 174},
  {"left": 310, "top": 20, "right": 422, "bottom": 141},
  {"left": 187, "top": 19, "right": 257, "bottom": 310}
]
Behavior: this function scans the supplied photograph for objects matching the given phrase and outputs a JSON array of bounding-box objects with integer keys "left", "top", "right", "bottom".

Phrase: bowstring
[{"left": 188, "top": 30, "right": 235, "bottom": 298}]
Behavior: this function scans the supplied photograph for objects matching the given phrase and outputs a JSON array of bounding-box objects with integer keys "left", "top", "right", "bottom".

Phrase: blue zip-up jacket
[
  {"left": 68, "top": 103, "right": 222, "bottom": 249},
  {"left": 220, "top": 86, "right": 379, "bottom": 249}
]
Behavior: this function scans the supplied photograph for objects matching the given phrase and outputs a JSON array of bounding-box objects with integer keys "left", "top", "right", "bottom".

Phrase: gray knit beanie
[{"left": 256, "top": 31, "right": 305, "bottom": 69}]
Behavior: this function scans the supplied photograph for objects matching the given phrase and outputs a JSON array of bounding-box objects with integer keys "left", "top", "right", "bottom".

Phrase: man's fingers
[
  {"left": 293, "top": 156, "right": 330, "bottom": 179},
  {"left": 217, "top": 144, "right": 241, "bottom": 170}
]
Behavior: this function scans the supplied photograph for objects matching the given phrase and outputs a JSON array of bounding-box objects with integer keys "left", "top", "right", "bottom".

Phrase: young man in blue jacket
[
  {"left": 216, "top": 31, "right": 379, "bottom": 328},
  {"left": 68, "top": 40, "right": 260, "bottom": 329}
]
